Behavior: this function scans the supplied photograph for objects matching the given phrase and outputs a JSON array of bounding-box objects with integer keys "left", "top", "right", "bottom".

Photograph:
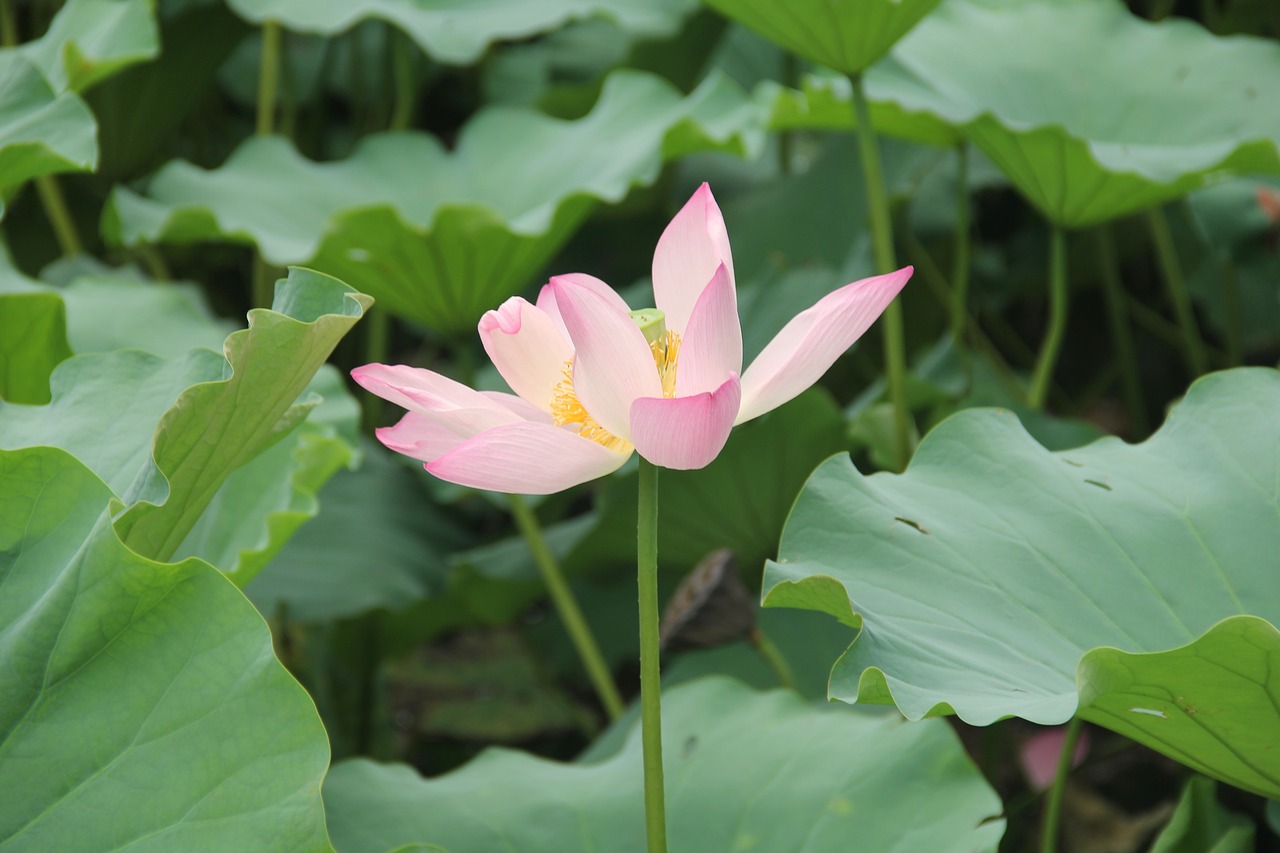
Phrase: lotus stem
[
  {"left": 848, "top": 71, "right": 911, "bottom": 472},
  {"left": 1146, "top": 205, "right": 1207, "bottom": 377},
  {"left": 0, "top": 0, "right": 16, "bottom": 46},
  {"left": 34, "top": 176, "right": 81, "bottom": 257},
  {"left": 637, "top": 458, "right": 668, "bottom": 853},
  {"left": 256, "top": 20, "right": 282, "bottom": 137},
  {"left": 250, "top": 19, "right": 283, "bottom": 308},
  {"left": 749, "top": 627, "right": 796, "bottom": 690},
  {"left": 1041, "top": 715, "right": 1084, "bottom": 853},
  {"left": 389, "top": 30, "right": 416, "bottom": 131},
  {"left": 1028, "top": 225, "right": 1068, "bottom": 410},
  {"left": 1095, "top": 228, "right": 1147, "bottom": 434},
  {"left": 1221, "top": 259, "right": 1243, "bottom": 366},
  {"left": 950, "top": 143, "right": 972, "bottom": 352},
  {"left": 508, "top": 494, "right": 625, "bottom": 721}
]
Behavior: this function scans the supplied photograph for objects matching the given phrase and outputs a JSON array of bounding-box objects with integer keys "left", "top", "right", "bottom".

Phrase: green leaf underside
[
  {"left": 0, "top": 269, "right": 368, "bottom": 579},
  {"left": 0, "top": 447, "right": 330, "bottom": 853},
  {"left": 765, "top": 368, "right": 1280, "bottom": 797},
  {"left": 1149, "top": 775, "right": 1254, "bottom": 853},
  {"left": 0, "top": 290, "right": 72, "bottom": 403},
  {"left": 764, "top": 0, "right": 1280, "bottom": 226},
  {"left": 112, "top": 269, "right": 369, "bottom": 564},
  {"left": 226, "top": 0, "right": 695, "bottom": 65},
  {"left": 5, "top": 0, "right": 158, "bottom": 94},
  {"left": 0, "top": 57, "right": 96, "bottom": 189},
  {"left": 703, "top": 0, "right": 943, "bottom": 75},
  {"left": 246, "top": 441, "right": 465, "bottom": 623},
  {"left": 323, "top": 677, "right": 1003, "bottom": 853},
  {"left": 104, "top": 69, "right": 756, "bottom": 333}
]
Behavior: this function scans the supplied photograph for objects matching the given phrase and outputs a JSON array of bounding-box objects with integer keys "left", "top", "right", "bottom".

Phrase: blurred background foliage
[{"left": 2, "top": 0, "right": 1279, "bottom": 850}]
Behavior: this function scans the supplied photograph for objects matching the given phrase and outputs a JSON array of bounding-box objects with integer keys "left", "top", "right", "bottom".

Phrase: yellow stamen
[{"left": 550, "top": 330, "right": 683, "bottom": 450}]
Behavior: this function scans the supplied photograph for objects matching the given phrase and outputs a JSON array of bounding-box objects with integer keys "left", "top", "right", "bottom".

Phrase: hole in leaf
[{"left": 1084, "top": 479, "right": 1112, "bottom": 491}]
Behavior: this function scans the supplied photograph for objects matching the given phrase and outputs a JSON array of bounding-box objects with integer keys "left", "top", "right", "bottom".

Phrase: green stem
[
  {"left": 950, "top": 143, "right": 972, "bottom": 350},
  {"left": 252, "top": 256, "right": 275, "bottom": 309},
  {"left": 1095, "top": 228, "right": 1148, "bottom": 435},
  {"left": 251, "top": 20, "right": 283, "bottom": 308},
  {"left": 389, "top": 31, "right": 416, "bottom": 131},
  {"left": 1041, "top": 716, "right": 1084, "bottom": 853},
  {"left": 136, "top": 245, "right": 171, "bottom": 282},
  {"left": 1220, "top": 259, "right": 1243, "bottom": 366},
  {"left": 778, "top": 52, "right": 797, "bottom": 176},
  {"left": 256, "top": 20, "right": 282, "bottom": 136},
  {"left": 361, "top": 309, "right": 391, "bottom": 431},
  {"left": 0, "top": 0, "right": 16, "bottom": 47},
  {"left": 902, "top": 230, "right": 1023, "bottom": 401},
  {"left": 508, "top": 494, "right": 625, "bottom": 721},
  {"left": 849, "top": 71, "right": 911, "bottom": 472},
  {"left": 1146, "top": 206, "right": 1207, "bottom": 376},
  {"left": 749, "top": 627, "right": 796, "bottom": 690},
  {"left": 637, "top": 459, "right": 668, "bottom": 853},
  {"left": 1027, "top": 225, "right": 1068, "bottom": 410},
  {"left": 34, "top": 176, "right": 81, "bottom": 257}
]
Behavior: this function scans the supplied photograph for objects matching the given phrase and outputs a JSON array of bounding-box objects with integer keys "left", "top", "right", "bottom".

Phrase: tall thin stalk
[
  {"left": 1041, "top": 716, "right": 1084, "bottom": 853},
  {"left": 389, "top": 31, "right": 416, "bottom": 132},
  {"left": 848, "top": 71, "right": 911, "bottom": 471},
  {"left": 1095, "top": 228, "right": 1147, "bottom": 434},
  {"left": 1146, "top": 206, "right": 1208, "bottom": 377},
  {"left": 637, "top": 459, "right": 667, "bottom": 853},
  {"left": 251, "top": 20, "right": 283, "bottom": 308},
  {"left": 1027, "top": 226, "right": 1068, "bottom": 410},
  {"left": 508, "top": 494, "right": 624, "bottom": 721},
  {"left": 950, "top": 143, "right": 972, "bottom": 350}
]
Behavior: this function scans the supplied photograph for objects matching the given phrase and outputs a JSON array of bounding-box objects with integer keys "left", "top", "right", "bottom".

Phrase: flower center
[{"left": 550, "top": 310, "right": 682, "bottom": 450}]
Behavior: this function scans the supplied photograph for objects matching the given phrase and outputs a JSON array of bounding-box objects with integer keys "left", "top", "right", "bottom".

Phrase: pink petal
[
  {"left": 630, "top": 374, "right": 741, "bottom": 470},
  {"left": 351, "top": 363, "right": 504, "bottom": 415},
  {"left": 537, "top": 273, "right": 631, "bottom": 342},
  {"left": 652, "top": 183, "right": 735, "bottom": 334},
  {"left": 481, "top": 391, "right": 553, "bottom": 423},
  {"left": 427, "top": 421, "right": 631, "bottom": 494},
  {"left": 478, "top": 297, "right": 573, "bottom": 412},
  {"left": 736, "top": 267, "right": 912, "bottom": 425},
  {"left": 1019, "top": 727, "right": 1090, "bottom": 792},
  {"left": 375, "top": 410, "right": 507, "bottom": 463},
  {"left": 553, "top": 277, "right": 662, "bottom": 440},
  {"left": 675, "top": 263, "right": 741, "bottom": 397}
]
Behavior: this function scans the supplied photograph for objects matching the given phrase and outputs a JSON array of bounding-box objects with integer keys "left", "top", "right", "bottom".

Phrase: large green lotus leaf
[
  {"left": 88, "top": 3, "right": 248, "bottom": 180},
  {"left": 246, "top": 441, "right": 471, "bottom": 622},
  {"left": 702, "top": 0, "right": 943, "bottom": 75},
  {"left": 172, "top": 380, "right": 356, "bottom": 588},
  {"left": 0, "top": 446, "right": 330, "bottom": 852},
  {"left": 57, "top": 273, "right": 238, "bottom": 356},
  {"left": 0, "top": 356, "right": 359, "bottom": 585},
  {"left": 114, "top": 268, "right": 369, "bottom": 564},
  {"left": 5, "top": 0, "right": 158, "bottom": 93},
  {"left": 323, "top": 677, "right": 1003, "bottom": 853},
  {"left": 0, "top": 289, "right": 71, "bottom": 404},
  {"left": 228, "top": 0, "right": 694, "bottom": 65},
  {"left": 0, "top": 57, "right": 96, "bottom": 189},
  {"left": 103, "top": 69, "right": 757, "bottom": 333},
  {"left": 764, "top": 368, "right": 1280, "bottom": 796},
  {"left": 0, "top": 347, "right": 227, "bottom": 494},
  {"left": 758, "top": 72, "right": 959, "bottom": 147},
  {"left": 864, "top": 0, "right": 1280, "bottom": 226}
]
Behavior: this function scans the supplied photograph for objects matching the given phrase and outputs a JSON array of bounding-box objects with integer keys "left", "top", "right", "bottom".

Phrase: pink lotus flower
[{"left": 353, "top": 184, "right": 911, "bottom": 494}]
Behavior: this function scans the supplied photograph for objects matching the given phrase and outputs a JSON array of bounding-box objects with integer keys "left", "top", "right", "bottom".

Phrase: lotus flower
[{"left": 353, "top": 184, "right": 911, "bottom": 494}]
